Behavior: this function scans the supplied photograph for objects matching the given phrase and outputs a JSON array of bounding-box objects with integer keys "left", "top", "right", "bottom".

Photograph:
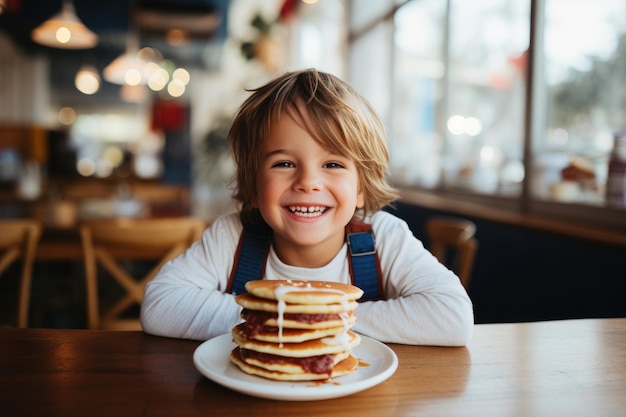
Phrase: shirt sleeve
[
  {"left": 140, "top": 213, "right": 243, "bottom": 341},
  {"left": 351, "top": 211, "right": 474, "bottom": 346}
]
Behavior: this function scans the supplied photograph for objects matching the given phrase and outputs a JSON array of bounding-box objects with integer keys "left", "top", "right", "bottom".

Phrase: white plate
[{"left": 193, "top": 333, "right": 398, "bottom": 401}]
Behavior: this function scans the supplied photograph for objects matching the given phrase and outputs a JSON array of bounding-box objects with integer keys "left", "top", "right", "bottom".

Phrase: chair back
[
  {"left": 80, "top": 217, "right": 205, "bottom": 330},
  {"left": 0, "top": 219, "right": 42, "bottom": 327},
  {"left": 425, "top": 216, "right": 478, "bottom": 290}
]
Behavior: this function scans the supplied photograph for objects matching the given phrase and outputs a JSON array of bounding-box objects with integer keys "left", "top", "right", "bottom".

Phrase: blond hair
[{"left": 228, "top": 68, "right": 398, "bottom": 222}]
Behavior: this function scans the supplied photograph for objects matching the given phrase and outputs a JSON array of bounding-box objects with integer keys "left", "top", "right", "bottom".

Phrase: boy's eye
[
  {"left": 324, "top": 162, "right": 344, "bottom": 169},
  {"left": 272, "top": 161, "right": 294, "bottom": 168}
]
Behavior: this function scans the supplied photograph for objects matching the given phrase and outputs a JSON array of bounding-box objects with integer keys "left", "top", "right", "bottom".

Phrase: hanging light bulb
[
  {"left": 104, "top": 51, "right": 148, "bottom": 85},
  {"left": 103, "top": 33, "right": 148, "bottom": 86},
  {"left": 75, "top": 64, "right": 101, "bottom": 95},
  {"left": 31, "top": 0, "right": 98, "bottom": 49}
]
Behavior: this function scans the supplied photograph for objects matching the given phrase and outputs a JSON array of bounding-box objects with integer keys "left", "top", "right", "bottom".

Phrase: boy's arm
[
  {"left": 140, "top": 214, "right": 243, "bottom": 341},
  {"left": 352, "top": 212, "right": 474, "bottom": 346}
]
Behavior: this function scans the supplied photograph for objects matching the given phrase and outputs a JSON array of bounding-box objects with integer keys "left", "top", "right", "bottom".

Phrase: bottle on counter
[{"left": 605, "top": 131, "right": 626, "bottom": 209}]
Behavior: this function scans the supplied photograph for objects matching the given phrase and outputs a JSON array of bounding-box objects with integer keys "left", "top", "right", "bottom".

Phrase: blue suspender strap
[
  {"left": 346, "top": 220, "right": 383, "bottom": 301},
  {"left": 226, "top": 217, "right": 272, "bottom": 295},
  {"left": 226, "top": 216, "right": 383, "bottom": 300}
]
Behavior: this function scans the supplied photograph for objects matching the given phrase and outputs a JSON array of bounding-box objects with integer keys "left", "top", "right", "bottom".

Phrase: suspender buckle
[{"left": 347, "top": 231, "right": 376, "bottom": 256}]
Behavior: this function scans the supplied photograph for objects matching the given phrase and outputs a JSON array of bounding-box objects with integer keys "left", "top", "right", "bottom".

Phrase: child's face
[{"left": 252, "top": 111, "right": 365, "bottom": 267}]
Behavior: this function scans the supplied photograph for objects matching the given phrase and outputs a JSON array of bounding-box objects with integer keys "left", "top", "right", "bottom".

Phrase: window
[
  {"left": 348, "top": 0, "right": 626, "bottom": 229},
  {"left": 389, "top": 0, "right": 530, "bottom": 195},
  {"left": 537, "top": 0, "right": 626, "bottom": 207},
  {"left": 390, "top": 0, "right": 447, "bottom": 189}
]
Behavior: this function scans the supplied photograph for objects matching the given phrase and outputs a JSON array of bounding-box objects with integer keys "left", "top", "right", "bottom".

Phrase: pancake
[
  {"left": 236, "top": 347, "right": 351, "bottom": 375},
  {"left": 235, "top": 322, "right": 351, "bottom": 343},
  {"left": 230, "top": 348, "right": 359, "bottom": 381},
  {"left": 232, "top": 326, "right": 361, "bottom": 357},
  {"left": 244, "top": 279, "right": 364, "bottom": 305},
  {"left": 240, "top": 308, "right": 357, "bottom": 330},
  {"left": 235, "top": 293, "right": 358, "bottom": 314}
]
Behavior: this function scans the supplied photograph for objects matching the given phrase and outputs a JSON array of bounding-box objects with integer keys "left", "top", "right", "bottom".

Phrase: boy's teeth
[
  {"left": 288, "top": 206, "right": 326, "bottom": 217},
  {"left": 290, "top": 206, "right": 323, "bottom": 212}
]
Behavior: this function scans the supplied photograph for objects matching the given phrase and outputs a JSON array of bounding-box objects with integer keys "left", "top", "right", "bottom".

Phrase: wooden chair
[
  {"left": 80, "top": 217, "right": 205, "bottom": 330},
  {"left": 0, "top": 219, "right": 42, "bottom": 327},
  {"left": 425, "top": 216, "right": 478, "bottom": 290}
]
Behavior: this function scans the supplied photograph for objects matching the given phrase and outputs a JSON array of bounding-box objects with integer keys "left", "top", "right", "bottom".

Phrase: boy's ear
[{"left": 356, "top": 190, "right": 365, "bottom": 209}]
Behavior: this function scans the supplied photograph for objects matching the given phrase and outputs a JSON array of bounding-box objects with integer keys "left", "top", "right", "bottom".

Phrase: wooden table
[{"left": 1, "top": 318, "right": 624, "bottom": 417}]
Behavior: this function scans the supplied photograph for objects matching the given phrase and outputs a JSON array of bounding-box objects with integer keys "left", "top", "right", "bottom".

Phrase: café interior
[{"left": 1, "top": 0, "right": 625, "bottom": 330}]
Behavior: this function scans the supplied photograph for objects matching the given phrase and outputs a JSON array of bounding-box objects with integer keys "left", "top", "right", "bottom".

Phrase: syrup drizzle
[{"left": 273, "top": 281, "right": 350, "bottom": 348}]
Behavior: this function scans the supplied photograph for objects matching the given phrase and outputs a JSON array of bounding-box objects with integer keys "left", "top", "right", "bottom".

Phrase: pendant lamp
[
  {"left": 31, "top": 0, "right": 98, "bottom": 49},
  {"left": 103, "top": 34, "right": 148, "bottom": 86}
]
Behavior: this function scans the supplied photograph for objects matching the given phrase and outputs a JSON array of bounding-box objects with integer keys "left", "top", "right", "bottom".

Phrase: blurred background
[
  {"left": 1, "top": 0, "right": 625, "bottom": 328},
  {"left": 2, "top": 0, "right": 626, "bottom": 224}
]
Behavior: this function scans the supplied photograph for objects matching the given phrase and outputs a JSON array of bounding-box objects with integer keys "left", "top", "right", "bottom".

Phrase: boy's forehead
[{"left": 264, "top": 101, "right": 353, "bottom": 158}]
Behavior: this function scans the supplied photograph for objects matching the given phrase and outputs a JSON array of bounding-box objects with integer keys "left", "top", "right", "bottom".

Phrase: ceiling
[{"left": 0, "top": 0, "right": 230, "bottom": 109}]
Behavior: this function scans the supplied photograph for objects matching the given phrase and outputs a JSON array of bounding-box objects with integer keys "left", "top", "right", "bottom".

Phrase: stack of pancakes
[{"left": 230, "top": 279, "right": 364, "bottom": 381}]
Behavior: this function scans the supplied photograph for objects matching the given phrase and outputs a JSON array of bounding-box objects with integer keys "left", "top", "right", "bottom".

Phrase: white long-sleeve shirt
[{"left": 140, "top": 210, "right": 474, "bottom": 346}]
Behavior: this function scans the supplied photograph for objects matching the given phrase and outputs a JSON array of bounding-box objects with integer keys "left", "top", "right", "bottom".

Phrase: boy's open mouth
[{"left": 287, "top": 206, "right": 328, "bottom": 218}]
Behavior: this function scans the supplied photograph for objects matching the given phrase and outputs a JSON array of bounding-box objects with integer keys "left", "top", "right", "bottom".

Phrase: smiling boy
[{"left": 140, "top": 68, "right": 474, "bottom": 346}]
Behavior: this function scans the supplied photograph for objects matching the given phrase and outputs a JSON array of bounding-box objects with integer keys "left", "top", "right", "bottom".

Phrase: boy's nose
[{"left": 294, "top": 167, "right": 322, "bottom": 192}]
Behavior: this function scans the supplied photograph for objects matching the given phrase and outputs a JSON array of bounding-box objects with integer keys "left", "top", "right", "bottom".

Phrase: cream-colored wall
[{"left": 0, "top": 33, "right": 52, "bottom": 126}]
